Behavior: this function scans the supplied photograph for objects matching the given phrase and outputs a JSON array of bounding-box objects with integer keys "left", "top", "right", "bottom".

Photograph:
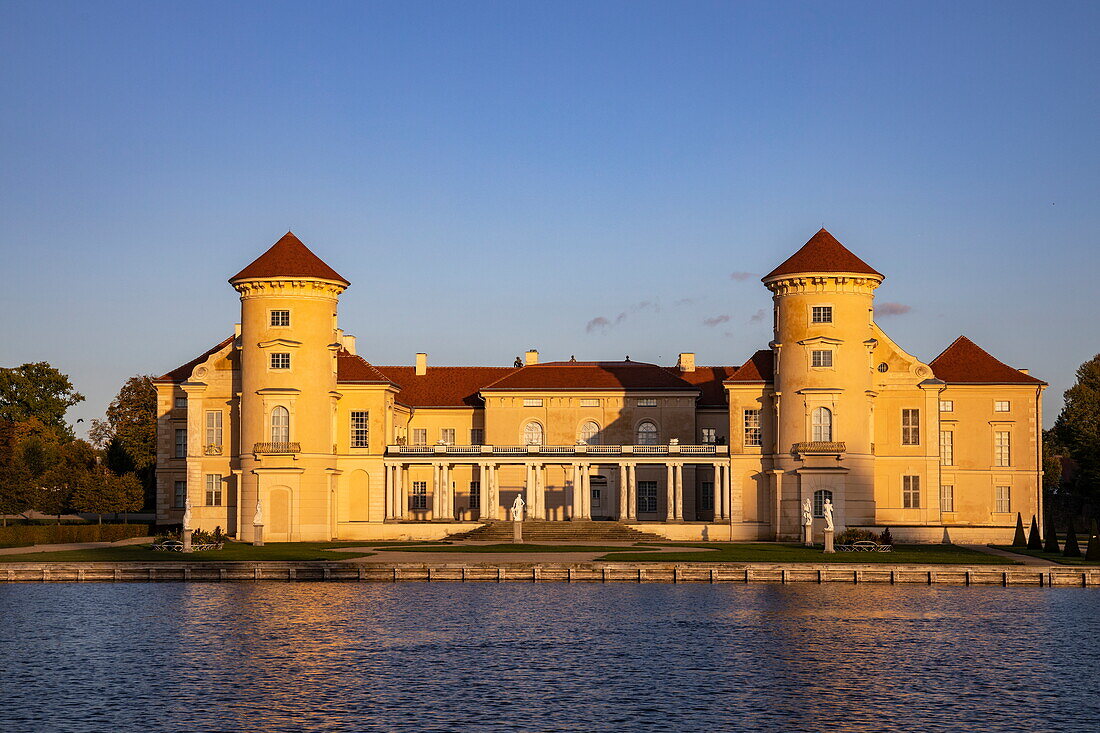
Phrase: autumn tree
[
  {"left": 90, "top": 375, "right": 157, "bottom": 510},
  {"left": 0, "top": 362, "right": 84, "bottom": 439}
]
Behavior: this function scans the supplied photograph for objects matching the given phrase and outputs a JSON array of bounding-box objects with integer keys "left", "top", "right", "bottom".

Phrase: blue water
[{"left": 1, "top": 583, "right": 1098, "bottom": 732}]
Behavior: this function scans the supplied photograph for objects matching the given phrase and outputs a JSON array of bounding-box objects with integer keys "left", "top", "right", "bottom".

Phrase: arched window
[
  {"left": 523, "top": 421, "right": 544, "bottom": 446},
  {"left": 271, "top": 406, "right": 290, "bottom": 443},
  {"left": 813, "top": 489, "right": 833, "bottom": 518},
  {"left": 579, "top": 421, "right": 600, "bottom": 445},
  {"left": 811, "top": 407, "right": 832, "bottom": 442},
  {"left": 636, "top": 420, "right": 659, "bottom": 445}
]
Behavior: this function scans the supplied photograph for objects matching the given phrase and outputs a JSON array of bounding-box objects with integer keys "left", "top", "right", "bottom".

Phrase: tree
[
  {"left": 1027, "top": 516, "right": 1043, "bottom": 550},
  {"left": 1086, "top": 520, "right": 1100, "bottom": 562},
  {"left": 1054, "top": 354, "right": 1100, "bottom": 500},
  {"left": 1063, "top": 518, "right": 1082, "bottom": 558},
  {"left": 0, "top": 461, "right": 33, "bottom": 527},
  {"left": 0, "top": 363, "right": 84, "bottom": 438},
  {"left": 90, "top": 375, "right": 158, "bottom": 510},
  {"left": 1012, "top": 513, "right": 1027, "bottom": 547},
  {"left": 29, "top": 440, "right": 96, "bottom": 523},
  {"left": 71, "top": 467, "right": 143, "bottom": 524},
  {"left": 1044, "top": 514, "right": 1060, "bottom": 554}
]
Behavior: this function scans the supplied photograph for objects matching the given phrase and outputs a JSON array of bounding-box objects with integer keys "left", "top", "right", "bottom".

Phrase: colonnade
[{"left": 383, "top": 460, "right": 733, "bottom": 522}]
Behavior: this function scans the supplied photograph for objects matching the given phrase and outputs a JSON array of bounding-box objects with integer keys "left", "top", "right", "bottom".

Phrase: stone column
[
  {"left": 398, "top": 465, "right": 407, "bottom": 520},
  {"left": 571, "top": 463, "right": 580, "bottom": 519},
  {"left": 432, "top": 463, "right": 441, "bottom": 520},
  {"left": 525, "top": 463, "right": 536, "bottom": 520},
  {"left": 488, "top": 463, "right": 498, "bottom": 520},
  {"left": 385, "top": 465, "right": 394, "bottom": 520},
  {"left": 536, "top": 463, "right": 546, "bottom": 520},
  {"left": 628, "top": 463, "right": 637, "bottom": 520},
  {"left": 716, "top": 464, "right": 727, "bottom": 520},
  {"left": 618, "top": 463, "right": 628, "bottom": 520},
  {"left": 442, "top": 463, "right": 454, "bottom": 520},
  {"left": 580, "top": 465, "right": 591, "bottom": 520},
  {"left": 665, "top": 464, "right": 675, "bottom": 521},
  {"left": 673, "top": 463, "right": 683, "bottom": 520},
  {"left": 479, "top": 463, "right": 491, "bottom": 520}
]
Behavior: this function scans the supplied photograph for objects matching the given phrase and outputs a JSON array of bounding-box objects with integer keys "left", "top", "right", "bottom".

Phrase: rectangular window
[
  {"left": 469, "top": 481, "right": 480, "bottom": 509},
  {"left": 940, "top": 485, "right": 955, "bottom": 513},
  {"left": 743, "top": 409, "right": 762, "bottom": 447},
  {"left": 411, "top": 481, "right": 427, "bottom": 510},
  {"left": 701, "top": 427, "right": 717, "bottom": 444},
  {"left": 470, "top": 428, "right": 484, "bottom": 445},
  {"left": 939, "top": 400, "right": 953, "bottom": 412},
  {"left": 440, "top": 428, "right": 455, "bottom": 446},
  {"left": 994, "top": 400, "right": 1011, "bottom": 412},
  {"left": 579, "top": 398, "right": 600, "bottom": 407},
  {"left": 811, "top": 350, "right": 833, "bottom": 368},
  {"left": 902, "top": 409, "right": 920, "bottom": 445},
  {"left": 174, "top": 429, "right": 187, "bottom": 458},
  {"left": 350, "top": 411, "right": 370, "bottom": 448},
  {"left": 205, "top": 411, "right": 223, "bottom": 449},
  {"left": 591, "top": 488, "right": 602, "bottom": 508},
  {"left": 412, "top": 428, "right": 427, "bottom": 446},
  {"left": 940, "top": 430, "right": 954, "bottom": 466},
  {"left": 903, "top": 475, "right": 920, "bottom": 509},
  {"left": 995, "top": 431, "right": 1011, "bottom": 467},
  {"left": 173, "top": 480, "right": 186, "bottom": 509},
  {"left": 523, "top": 398, "right": 543, "bottom": 407},
  {"left": 637, "top": 481, "right": 658, "bottom": 513},
  {"left": 205, "top": 474, "right": 223, "bottom": 506},
  {"left": 811, "top": 305, "right": 833, "bottom": 324},
  {"left": 700, "top": 481, "right": 714, "bottom": 511},
  {"left": 270, "top": 352, "right": 291, "bottom": 370},
  {"left": 270, "top": 309, "right": 290, "bottom": 327},
  {"left": 996, "top": 486, "right": 1011, "bottom": 513},
  {"left": 174, "top": 397, "right": 187, "bottom": 409},
  {"left": 636, "top": 398, "right": 658, "bottom": 407}
]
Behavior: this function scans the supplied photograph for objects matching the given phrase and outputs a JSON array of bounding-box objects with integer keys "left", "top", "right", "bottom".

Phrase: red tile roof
[
  {"left": 481, "top": 361, "right": 700, "bottom": 392},
  {"left": 929, "top": 336, "right": 1045, "bottom": 385},
  {"left": 154, "top": 336, "right": 235, "bottom": 383},
  {"left": 724, "top": 350, "right": 774, "bottom": 383},
  {"left": 229, "top": 232, "right": 349, "bottom": 285},
  {"left": 764, "top": 228, "right": 882, "bottom": 280},
  {"left": 665, "top": 366, "right": 736, "bottom": 406},
  {"left": 377, "top": 366, "right": 519, "bottom": 407}
]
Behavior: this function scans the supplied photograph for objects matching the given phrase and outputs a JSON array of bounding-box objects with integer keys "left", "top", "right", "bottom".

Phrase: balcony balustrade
[
  {"left": 792, "top": 441, "right": 846, "bottom": 456},
  {"left": 254, "top": 442, "right": 301, "bottom": 454},
  {"left": 386, "top": 444, "right": 727, "bottom": 457}
]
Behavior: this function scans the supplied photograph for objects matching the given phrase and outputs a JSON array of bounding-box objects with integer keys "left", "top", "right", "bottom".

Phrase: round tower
[
  {"left": 230, "top": 232, "right": 350, "bottom": 542},
  {"left": 762, "top": 228, "right": 883, "bottom": 537}
]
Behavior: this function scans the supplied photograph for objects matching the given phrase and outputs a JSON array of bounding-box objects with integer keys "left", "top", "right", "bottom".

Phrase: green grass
[
  {"left": 598, "top": 542, "right": 1012, "bottom": 564},
  {"left": 374, "top": 543, "right": 662, "bottom": 554},
  {"left": 991, "top": 545, "right": 1100, "bottom": 565},
  {"left": 0, "top": 542, "right": 378, "bottom": 563}
]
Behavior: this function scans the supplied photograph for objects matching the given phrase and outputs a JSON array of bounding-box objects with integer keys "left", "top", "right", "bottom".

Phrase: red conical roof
[
  {"left": 229, "top": 232, "right": 349, "bottom": 285},
  {"left": 764, "top": 228, "right": 882, "bottom": 281}
]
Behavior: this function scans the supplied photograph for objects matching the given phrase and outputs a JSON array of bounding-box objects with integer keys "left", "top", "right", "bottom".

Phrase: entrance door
[{"left": 590, "top": 476, "right": 608, "bottom": 519}]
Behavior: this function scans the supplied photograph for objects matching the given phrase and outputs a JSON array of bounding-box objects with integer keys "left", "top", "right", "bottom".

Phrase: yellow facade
[{"left": 154, "top": 230, "right": 1045, "bottom": 543}]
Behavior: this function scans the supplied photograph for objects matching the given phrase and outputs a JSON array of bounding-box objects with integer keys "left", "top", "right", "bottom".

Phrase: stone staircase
[{"left": 447, "top": 520, "right": 665, "bottom": 543}]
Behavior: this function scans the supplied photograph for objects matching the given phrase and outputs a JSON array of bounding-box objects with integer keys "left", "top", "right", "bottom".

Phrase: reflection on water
[{"left": 2, "top": 583, "right": 1098, "bottom": 732}]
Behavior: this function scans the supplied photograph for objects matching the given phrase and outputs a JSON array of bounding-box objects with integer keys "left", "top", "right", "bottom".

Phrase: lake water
[{"left": 2, "top": 583, "right": 1098, "bottom": 732}]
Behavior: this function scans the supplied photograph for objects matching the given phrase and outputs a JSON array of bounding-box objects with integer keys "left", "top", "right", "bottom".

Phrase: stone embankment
[{"left": 2, "top": 562, "right": 1099, "bottom": 586}]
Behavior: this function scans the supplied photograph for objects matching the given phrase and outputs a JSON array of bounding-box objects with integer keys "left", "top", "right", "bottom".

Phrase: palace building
[{"left": 154, "top": 229, "right": 1045, "bottom": 543}]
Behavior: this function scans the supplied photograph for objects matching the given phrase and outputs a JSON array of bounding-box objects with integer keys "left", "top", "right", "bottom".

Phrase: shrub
[
  {"left": 880, "top": 527, "right": 894, "bottom": 546},
  {"left": 1044, "top": 515, "right": 1060, "bottom": 554},
  {"left": 1063, "top": 518, "right": 1082, "bottom": 558},
  {"left": 1012, "top": 513, "right": 1027, "bottom": 547},
  {"left": 1027, "top": 516, "right": 1043, "bottom": 550},
  {"left": 0, "top": 523, "right": 152, "bottom": 548}
]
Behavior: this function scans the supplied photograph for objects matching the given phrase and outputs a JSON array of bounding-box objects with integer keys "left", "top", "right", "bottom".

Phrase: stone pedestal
[
  {"left": 253, "top": 524, "right": 264, "bottom": 547},
  {"left": 182, "top": 528, "right": 193, "bottom": 554},
  {"left": 802, "top": 523, "right": 812, "bottom": 547},
  {"left": 823, "top": 528, "right": 835, "bottom": 554},
  {"left": 513, "top": 520, "right": 522, "bottom": 544}
]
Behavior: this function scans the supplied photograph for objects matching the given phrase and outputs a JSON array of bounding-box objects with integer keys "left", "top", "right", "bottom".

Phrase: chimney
[
  {"left": 415, "top": 353, "right": 427, "bottom": 376},
  {"left": 525, "top": 349, "right": 539, "bottom": 366},
  {"left": 678, "top": 353, "right": 696, "bottom": 373},
  {"left": 342, "top": 334, "right": 357, "bottom": 355},
  {"left": 1019, "top": 368, "right": 1029, "bottom": 375},
  {"left": 234, "top": 323, "right": 242, "bottom": 338}
]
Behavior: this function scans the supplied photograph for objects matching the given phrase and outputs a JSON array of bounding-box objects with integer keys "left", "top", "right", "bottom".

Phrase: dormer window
[
  {"left": 811, "top": 306, "right": 833, "bottom": 324},
  {"left": 270, "top": 310, "right": 290, "bottom": 327}
]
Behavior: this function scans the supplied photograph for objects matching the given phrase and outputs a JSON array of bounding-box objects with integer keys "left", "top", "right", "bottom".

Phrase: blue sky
[{"left": 1, "top": 1, "right": 1097, "bottom": 429}]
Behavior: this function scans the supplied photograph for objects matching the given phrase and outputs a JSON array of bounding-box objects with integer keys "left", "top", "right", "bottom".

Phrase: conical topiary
[
  {"left": 1044, "top": 515, "right": 1060, "bottom": 554},
  {"left": 1012, "top": 513, "right": 1027, "bottom": 547},
  {"left": 1027, "top": 516, "right": 1043, "bottom": 550},
  {"left": 1063, "top": 518, "right": 1082, "bottom": 558},
  {"left": 1085, "top": 520, "right": 1100, "bottom": 562}
]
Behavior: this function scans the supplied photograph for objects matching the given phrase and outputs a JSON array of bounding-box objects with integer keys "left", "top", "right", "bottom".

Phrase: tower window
[
  {"left": 811, "top": 350, "right": 833, "bottom": 368},
  {"left": 270, "top": 310, "right": 290, "bottom": 327},
  {"left": 811, "top": 306, "right": 833, "bottom": 324},
  {"left": 811, "top": 407, "right": 832, "bottom": 442},
  {"left": 270, "top": 353, "right": 291, "bottom": 370},
  {"left": 271, "top": 406, "right": 290, "bottom": 443}
]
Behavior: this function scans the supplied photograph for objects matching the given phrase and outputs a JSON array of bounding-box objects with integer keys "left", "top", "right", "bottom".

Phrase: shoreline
[{"left": 2, "top": 561, "right": 1098, "bottom": 587}]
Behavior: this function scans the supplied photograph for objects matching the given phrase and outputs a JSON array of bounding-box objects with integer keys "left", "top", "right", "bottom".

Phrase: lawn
[
  {"left": 598, "top": 542, "right": 1012, "bottom": 564},
  {"left": 375, "top": 543, "right": 662, "bottom": 554},
  {"left": 0, "top": 542, "right": 381, "bottom": 563},
  {"left": 990, "top": 545, "right": 1100, "bottom": 566}
]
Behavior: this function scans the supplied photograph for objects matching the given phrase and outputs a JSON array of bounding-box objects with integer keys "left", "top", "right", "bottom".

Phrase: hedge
[{"left": 0, "top": 523, "right": 153, "bottom": 548}]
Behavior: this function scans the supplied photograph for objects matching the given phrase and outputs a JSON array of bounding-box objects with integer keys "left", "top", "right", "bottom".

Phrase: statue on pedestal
[
  {"left": 823, "top": 499, "right": 835, "bottom": 532},
  {"left": 253, "top": 496, "right": 264, "bottom": 526},
  {"left": 801, "top": 498, "right": 813, "bottom": 546},
  {"left": 510, "top": 493, "right": 526, "bottom": 522},
  {"left": 182, "top": 496, "right": 192, "bottom": 531}
]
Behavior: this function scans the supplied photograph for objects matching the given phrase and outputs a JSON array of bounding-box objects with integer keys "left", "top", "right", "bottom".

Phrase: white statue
[
  {"left": 823, "top": 499, "right": 835, "bottom": 532},
  {"left": 253, "top": 496, "right": 264, "bottom": 526},
  {"left": 801, "top": 498, "right": 812, "bottom": 527},
  {"left": 182, "top": 496, "right": 192, "bottom": 531},
  {"left": 510, "top": 493, "right": 526, "bottom": 522}
]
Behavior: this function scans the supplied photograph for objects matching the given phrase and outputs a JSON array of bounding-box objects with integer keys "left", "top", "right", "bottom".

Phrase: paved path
[
  {"left": 0, "top": 536, "right": 153, "bottom": 556},
  {"left": 961, "top": 544, "right": 1056, "bottom": 566}
]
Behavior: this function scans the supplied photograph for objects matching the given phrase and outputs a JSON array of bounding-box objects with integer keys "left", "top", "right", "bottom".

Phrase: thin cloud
[
  {"left": 878, "top": 302, "right": 912, "bottom": 317},
  {"left": 703, "top": 314, "right": 731, "bottom": 327},
  {"left": 729, "top": 271, "right": 755, "bottom": 282},
  {"left": 674, "top": 298, "right": 695, "bottom": 307},
  {"left": 749, "top": 308, "right": 767, "bottom": 323},
  {"left": 586, "top": 300, "right": 659, "bottom": 333},
  {"left": 585, "top": 317, "right": 612, "bottom": 333}
]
